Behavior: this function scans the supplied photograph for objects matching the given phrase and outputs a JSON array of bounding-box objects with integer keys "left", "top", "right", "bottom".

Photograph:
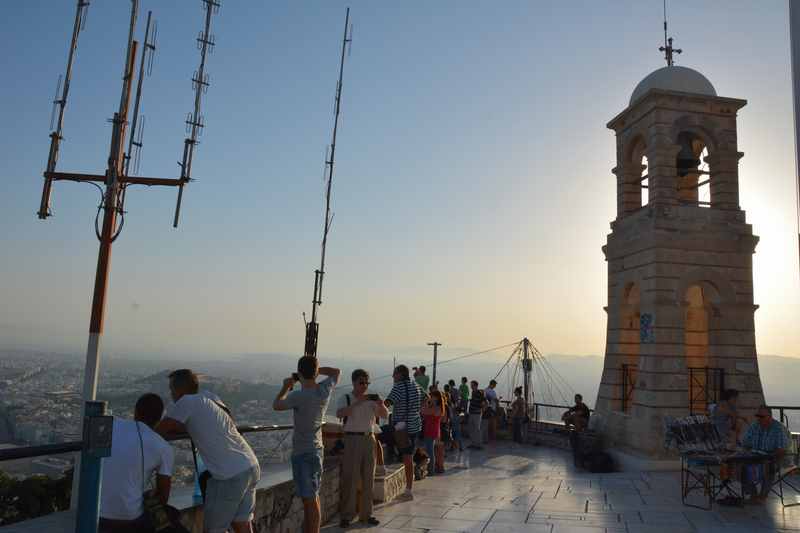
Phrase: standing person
[
  {"left": 385, "top": 365, "right": 422, "bottom": 500},
  {"left": 467, "top": 381, "right": 486, "bottom": 450},
  {"left": 484, "top": 380, "right": 499, "bottom": 442},
  {"left": 100, "top": 394, "right": 174, "bottom": 533},
  {"left": 510, "top": 387, "right": 526, "bottom": 444},
  {"left": 272, "top": 357, "right": 340, "bottom": 533},
  {"left": 157, "top": 370, "right": 260, "bottom": 533},
  {"left": 443, "top": 384, "right": 462, "bottom": 451},
  {"left": 335, "top": 369, "right": 387, "bottom": 528},
  {"left": 447, "top": 380, "right": 459, "bottom": 410},
  {"left": 415, "top": 365, "right": 430, "bottom": 392},
  {"left": 459, "top": 377, "right": 470, "bottom": 413},
  {"left": 421, "top": 390, "right": 445, "bottom": 476}
]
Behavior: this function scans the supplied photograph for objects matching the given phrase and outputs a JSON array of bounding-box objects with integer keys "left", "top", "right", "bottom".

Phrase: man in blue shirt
[{"left": 742, "top": 404, "right": 788, "bottom": 503}]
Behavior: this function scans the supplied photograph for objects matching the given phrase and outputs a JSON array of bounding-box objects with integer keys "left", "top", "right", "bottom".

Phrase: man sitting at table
[{"left": 742, "top": 405, "right": 789, "bottom": 504}]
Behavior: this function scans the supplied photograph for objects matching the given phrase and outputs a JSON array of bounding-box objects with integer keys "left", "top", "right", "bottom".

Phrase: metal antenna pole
[
  {"left": 790, "top": 0, "right": 800, "bottom": 277},
  {"left": 123, "top": 10, "right": 156, "bottom": 182},
  {"left": 304, "top": 7, "right": 353, "bottom": 358},
  {"left": 658, "top": 0, "right": 682, "bottom": 66},
  {"left": 428, "top": 341, "right": 442, "bottom": 388},
  {"left": 522, "top": 338, "right": 531, "bottom": 419},
  {"left": 39, "top": 0, "right": 90, "bottom": 219},
  {"left": 174, "top": 0, "right": 219, "bottom": 227}
]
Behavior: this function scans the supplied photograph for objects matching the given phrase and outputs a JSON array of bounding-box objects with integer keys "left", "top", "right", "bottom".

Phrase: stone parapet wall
[{"left": 177, "top": 458, "right": 341, "bottom": 533}]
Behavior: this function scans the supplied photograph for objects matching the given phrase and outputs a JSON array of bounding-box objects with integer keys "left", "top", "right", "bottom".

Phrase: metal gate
[
  {"left": 688, "top": 367, "right": 724, "bottom": 414},
  {"left": 621, "top": 364, "right": 638, "bottom": 413}
]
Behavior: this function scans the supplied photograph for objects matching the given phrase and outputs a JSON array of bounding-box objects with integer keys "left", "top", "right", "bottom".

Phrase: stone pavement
[{"left": 322, "top": 441, "right": 800, "bottom": 533}]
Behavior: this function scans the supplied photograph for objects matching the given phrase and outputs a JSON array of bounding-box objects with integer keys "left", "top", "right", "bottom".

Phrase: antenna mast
[
  {"left": 174, "top": 0, "right": 219, "bottom": 227},
  {"left": 304, "top": 8, "right": 353, "bottom": 358},
  {"left": 659, "top": 0, "right": 682, "bottom": 66},
  {"left": 38, "top": 0, "right": 90, "bottom": 219}
]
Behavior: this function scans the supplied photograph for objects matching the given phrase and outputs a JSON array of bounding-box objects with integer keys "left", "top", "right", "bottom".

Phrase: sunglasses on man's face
[{"left": 358, "top": 381, "right": 370, "bottom": 386}]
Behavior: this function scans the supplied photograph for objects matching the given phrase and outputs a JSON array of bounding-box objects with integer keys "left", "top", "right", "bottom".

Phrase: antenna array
[
  {"left": 304, "top": 8, "right": 354, "bottom": 358},
  {"left": 174, "top": 0, "right": 220, "bottom": 227}
]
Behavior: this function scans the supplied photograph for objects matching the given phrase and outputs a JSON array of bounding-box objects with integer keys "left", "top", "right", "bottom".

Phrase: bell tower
[{"left": 593, "top": 64, "right": 766, "bottom": 456}]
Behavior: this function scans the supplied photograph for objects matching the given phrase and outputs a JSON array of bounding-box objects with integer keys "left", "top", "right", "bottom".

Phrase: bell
[{"left": 676, "top": 137, "right": 700, "bottom": 177}]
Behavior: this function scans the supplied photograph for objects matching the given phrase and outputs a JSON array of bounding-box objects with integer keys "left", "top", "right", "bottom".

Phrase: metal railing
[{"left": 0, "top": 424, "right": 293, "bottom": 463}]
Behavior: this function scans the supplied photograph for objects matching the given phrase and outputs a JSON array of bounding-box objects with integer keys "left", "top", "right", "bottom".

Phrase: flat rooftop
[
  {"left": 322, "top": 442, "right": 800, "bottom": 533},
  {"left": 3, "top": 441, "right": 798, "bottom": 532}
]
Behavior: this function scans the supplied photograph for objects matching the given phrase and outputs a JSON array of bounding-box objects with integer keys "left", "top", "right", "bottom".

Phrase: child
[{"left": 421, "top": 390, "right": 445, "bottom": 476}]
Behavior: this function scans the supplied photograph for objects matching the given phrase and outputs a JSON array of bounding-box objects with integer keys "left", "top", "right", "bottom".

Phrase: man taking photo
[
  {"left": 335, "top": 369, "right": 387, "bottom": 528},
  {"left": 273, "top": 356, "right": 340, "bottom": 533}
]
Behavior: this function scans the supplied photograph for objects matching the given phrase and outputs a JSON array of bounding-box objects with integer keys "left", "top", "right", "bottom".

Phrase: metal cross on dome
[{"left": 659, "top": 0, "right": 682, "bottom": 66}]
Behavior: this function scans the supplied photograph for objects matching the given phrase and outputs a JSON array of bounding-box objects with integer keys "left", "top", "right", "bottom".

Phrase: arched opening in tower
[
  {"left": 676, "top": 132, "right": 711, "bottom": 208},
  {"left": 640, "top": 155, "right": 649, "bottom": 208},
  {"left": 620, "top": 282, "right": 640, "bottom": 413}
]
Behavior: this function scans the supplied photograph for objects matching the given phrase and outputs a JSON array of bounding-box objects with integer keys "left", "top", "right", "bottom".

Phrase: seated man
[
  {"left": 100, "top": 393, "right": 174, "bottom": 533},
  {"left": 562, "top": 394, "right": 590, "bottom": 431},
  {"left": 710, "top": 388, "right": 747, "bottom": 447},
  {"left": 742, "top": 404, "right": 789, "bottom": 504}
]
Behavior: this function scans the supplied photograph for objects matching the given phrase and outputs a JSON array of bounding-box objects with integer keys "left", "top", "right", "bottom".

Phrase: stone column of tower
[{"left": 593, "top": 66, "right": 765, "bottom": 457}]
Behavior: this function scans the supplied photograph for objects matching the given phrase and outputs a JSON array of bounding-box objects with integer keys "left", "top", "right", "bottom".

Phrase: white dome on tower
[{"left": 629, "top": 65, "right": 716, "bottom": 105}]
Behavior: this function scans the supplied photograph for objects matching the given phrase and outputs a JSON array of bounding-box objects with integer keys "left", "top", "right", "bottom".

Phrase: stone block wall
[{"left": 178, "top": 458, "right": 341, "bottom": 533}]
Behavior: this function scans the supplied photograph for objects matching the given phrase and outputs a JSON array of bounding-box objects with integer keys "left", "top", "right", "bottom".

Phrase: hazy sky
[{"left": 1, "top": 1, "right": 798, "bottom": 362}]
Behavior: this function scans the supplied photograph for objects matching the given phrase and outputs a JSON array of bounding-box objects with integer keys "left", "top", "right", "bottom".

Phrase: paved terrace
[{"left": 323, "top": 442, "right": 800, "bottom": 533}]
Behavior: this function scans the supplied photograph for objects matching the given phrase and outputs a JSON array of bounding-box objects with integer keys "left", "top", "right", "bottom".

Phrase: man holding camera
[
  {"left": 273, "top": 356, "right": 340, "bottom": 533},
  {"left": 335, "top": 369, "right": 388, "bottom": 528}
]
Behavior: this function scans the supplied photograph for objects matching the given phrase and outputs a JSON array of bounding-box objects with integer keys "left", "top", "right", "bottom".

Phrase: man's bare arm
[
  {"left": 318, "top": 366, "right": 341, "bottom": 381},
  {"left": 273, "top": 377, "right": 295, "bottom": 411},
  {"left": 155, "top": 475, "right": 171, "bottom": 505},
  {"left": 155, "top": 418, "right": 186, "bottom": 439}
]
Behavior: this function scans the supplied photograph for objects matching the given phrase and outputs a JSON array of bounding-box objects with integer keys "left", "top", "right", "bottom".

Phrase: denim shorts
[
  {"left": 204, "top": 465, "right": 260, "bottom": 533},
  {"left": 291, "top": 451, "right": 323, "bottom": 499}
]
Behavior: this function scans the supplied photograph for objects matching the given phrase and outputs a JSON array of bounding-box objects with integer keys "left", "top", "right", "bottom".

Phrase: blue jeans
[
  {"left": 291, "top": 451, "right": 323, "bottom": 499},
  {"left": 451, "top": 416, "right": 463, "bottom": 449},
  {"left": 424, "top": 437, "right": 436, "bottom": 474}
]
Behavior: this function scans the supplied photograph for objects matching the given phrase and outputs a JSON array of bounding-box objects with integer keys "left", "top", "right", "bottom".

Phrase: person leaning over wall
[{"left": 157, "top": 369, "right": 260, "bottom": 533}]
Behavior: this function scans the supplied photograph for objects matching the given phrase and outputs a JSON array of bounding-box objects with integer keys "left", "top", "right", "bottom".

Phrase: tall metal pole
[
  {"left": 428, "top": 342, "right": 441, "bottom": 388},
  {"left": 83, "top": 1, "right": 138, "bottom": 403},
  {"left": 522, "top": 337, "right": 531, "bottom": 418},
  {"left": 790, "top": 0, "right": 800, "bottom": 276},
  {"left": 304, "top": 7, "right": 352, "bottom": 358}
]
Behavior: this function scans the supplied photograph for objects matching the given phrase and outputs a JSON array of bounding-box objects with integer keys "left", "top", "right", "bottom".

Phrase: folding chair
[
  {"left": 770, "top": 429, "right": 800, "bottom": 507},
  {"left": 664, "top": 415, "right": 728, "bottom": 510}
]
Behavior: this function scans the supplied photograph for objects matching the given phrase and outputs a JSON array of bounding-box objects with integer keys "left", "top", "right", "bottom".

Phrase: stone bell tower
[{"left": 593, "top": 64, "right": 766, "bottom": 456}]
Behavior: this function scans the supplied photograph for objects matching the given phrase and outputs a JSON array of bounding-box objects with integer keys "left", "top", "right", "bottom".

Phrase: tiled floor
[{"left": 322, "top": 442, "right": 800, "bottom": 533}]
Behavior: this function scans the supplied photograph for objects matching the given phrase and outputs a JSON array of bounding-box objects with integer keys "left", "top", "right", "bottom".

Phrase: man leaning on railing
[
  {"left": 157, "top": 369, "right": 261, "bottom": 533},
  {"left": 272, "top": 356, "right": 340, "bottom": 533}
]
